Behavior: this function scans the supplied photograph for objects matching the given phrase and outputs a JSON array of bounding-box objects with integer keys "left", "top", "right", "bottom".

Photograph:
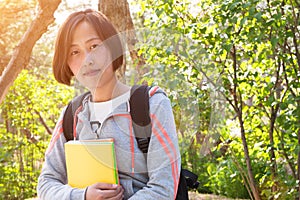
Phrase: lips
[{"left": 83, "top": 69, "right": 101, "bottom": 76}]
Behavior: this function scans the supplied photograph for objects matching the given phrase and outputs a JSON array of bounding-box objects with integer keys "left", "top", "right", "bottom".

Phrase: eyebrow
[{"left": 70, "top": 37, "right": 101, "bottom": 48}]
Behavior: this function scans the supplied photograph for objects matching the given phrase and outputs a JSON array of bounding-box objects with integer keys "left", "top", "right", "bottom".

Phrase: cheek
[{"left": 68, "top": 58, "right": 81, "bottom": 76}]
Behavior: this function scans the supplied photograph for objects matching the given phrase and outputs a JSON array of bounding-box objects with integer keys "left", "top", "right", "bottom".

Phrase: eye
[
  {"left": 90, "top": 44, "right": 99, "bottom": 50},
  {"left": 70, "top": 50, "right": 79, "bottom": 56}
]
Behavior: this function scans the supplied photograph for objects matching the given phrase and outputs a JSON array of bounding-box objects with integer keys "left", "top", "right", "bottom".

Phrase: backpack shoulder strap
[
  {"left": 129, "top": 85, "right": 152, "bottom": 153},
  {"left": 63, "top": 91, "right": 90, "bottom": 141},
  {"left": 130, "top": 85, "right": 200, "bottom": 198}
]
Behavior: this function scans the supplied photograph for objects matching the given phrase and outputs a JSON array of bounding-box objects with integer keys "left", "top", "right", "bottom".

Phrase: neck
[{"left": 90, "top": 78, "right": 130, "bottom": 102}]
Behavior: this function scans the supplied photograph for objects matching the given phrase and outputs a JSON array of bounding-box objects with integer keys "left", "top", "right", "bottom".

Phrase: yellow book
[{"left": 64, "top": 139, "right": 119, "bottom": 188}]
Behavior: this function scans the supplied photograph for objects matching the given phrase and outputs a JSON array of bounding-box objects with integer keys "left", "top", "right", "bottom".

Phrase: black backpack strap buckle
[
  {"left": 136, "top": 137, "right": 151, "bottom": 154},
  {"left": 182, "top": 169, "right": 199, "bottom": 189}
]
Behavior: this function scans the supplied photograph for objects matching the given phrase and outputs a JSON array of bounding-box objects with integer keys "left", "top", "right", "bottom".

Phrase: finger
[
  {"left": 97, "top": 186, "right": 123, "bottom": 199},
  {"left": 93, "top": 182, "right": 118, "bottom": 190},
  {"left": 106, "top": 187, "right": 124, "bottom": 200},
  {"left": 97, "top": 188, "right": 121, "bottom": 198}
]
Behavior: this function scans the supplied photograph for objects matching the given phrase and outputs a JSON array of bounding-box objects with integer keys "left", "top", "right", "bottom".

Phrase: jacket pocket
[{"left": 119, "top": 177, "right": 134, "bottom": 199}]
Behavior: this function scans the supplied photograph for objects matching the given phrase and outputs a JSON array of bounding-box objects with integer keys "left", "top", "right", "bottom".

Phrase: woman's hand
[{"left": 85, "top": 183, "right": 124, "bottom": 200}]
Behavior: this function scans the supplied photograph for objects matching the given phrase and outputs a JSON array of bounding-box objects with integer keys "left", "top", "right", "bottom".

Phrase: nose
[{"left": 83, "top": 52, "right": 94, "bottom": 67}]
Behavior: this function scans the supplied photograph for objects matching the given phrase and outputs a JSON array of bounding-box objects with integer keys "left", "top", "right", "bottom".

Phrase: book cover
[{"left": 64, "top": 138, "right": 119, "bottom": 188}]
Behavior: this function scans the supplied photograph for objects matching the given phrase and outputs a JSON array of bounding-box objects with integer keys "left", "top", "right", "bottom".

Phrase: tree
[
  {"left": 196, "top": 0, "right": 299, "bottom": 198},
  {"left": 0, "top": 0, "right": 34, "bottom": 76},
  {"left": 0, "top": 0, "right": 61, "bottom": 104},
  {"left": 136, "top": 0, "right": 299, "bottom": 199},
  {"left": 98, "top": 0, "right": 146, "bottom": 82}
]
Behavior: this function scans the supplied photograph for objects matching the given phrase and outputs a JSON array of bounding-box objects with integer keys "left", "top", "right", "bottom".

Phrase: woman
[{"left": 37, "top": 9, "right": 181, "bottom": 200}]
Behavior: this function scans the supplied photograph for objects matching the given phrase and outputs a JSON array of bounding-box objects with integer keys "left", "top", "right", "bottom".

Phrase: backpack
[{"left": 62, "top": 85, "right": 199, "bottom": 200}]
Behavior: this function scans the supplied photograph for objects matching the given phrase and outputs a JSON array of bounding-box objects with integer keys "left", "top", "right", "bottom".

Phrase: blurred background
[{"left": 0, "top": 0, "right": 299, "bottom": 199}]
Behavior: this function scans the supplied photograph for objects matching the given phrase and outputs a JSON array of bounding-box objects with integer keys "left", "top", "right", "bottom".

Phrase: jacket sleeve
[
  {"left": 37, "top": 108, "right": 86, "bottom": 200},
  {"left": 129, "top": 92, "right": 181, "bottom": 200}
]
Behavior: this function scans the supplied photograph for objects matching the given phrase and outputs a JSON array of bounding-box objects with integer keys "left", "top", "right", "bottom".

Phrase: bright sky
[
  {"left": 54, "top": 0, "right": 99, "bottom": 25},
  {"left": 54, "top": 0, "right": 200, "bottom": 25}
]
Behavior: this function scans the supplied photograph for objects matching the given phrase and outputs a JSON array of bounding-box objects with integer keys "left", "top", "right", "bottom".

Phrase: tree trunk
[
  {"left": 232, "top": 45, "right": 261, "bottom": 200},
  {"left": 0, "top": 0, "right": 61, "bottom": 104},
  {"left": 239, "top": 113, "right": 261, "bottom": 200},
  {"left": 269, "top": 102, "right": 280, "bottom": 197},
  {"left": 296, "top": 123, "right": 300, "bottom": 200},
  {"left": 98, "top": 0, "right": 145, "bottom": 82}
]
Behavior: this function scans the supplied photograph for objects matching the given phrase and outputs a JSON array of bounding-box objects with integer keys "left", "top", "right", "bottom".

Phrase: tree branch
[
  {"left": 34, "top": 110, "right": 53, "bottom": 135},
  {"left": 0, "top": 0, "right": 61, "bottom": 104}
]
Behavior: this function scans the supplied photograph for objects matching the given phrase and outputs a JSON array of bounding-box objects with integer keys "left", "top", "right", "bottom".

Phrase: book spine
[{"left": 112, "top": 142, "right": 119, "bottom": 185}]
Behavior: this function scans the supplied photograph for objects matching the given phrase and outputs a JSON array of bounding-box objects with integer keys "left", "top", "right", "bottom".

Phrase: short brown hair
[{"left": 52, "top": 9, "right": 123, "bottom": 85}]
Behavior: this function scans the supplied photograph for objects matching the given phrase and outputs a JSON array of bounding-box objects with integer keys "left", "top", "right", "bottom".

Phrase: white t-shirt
[{"left": 88, "top": 91, "right": 130, "bottom": 133}]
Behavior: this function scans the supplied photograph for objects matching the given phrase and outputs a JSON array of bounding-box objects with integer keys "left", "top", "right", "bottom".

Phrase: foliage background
[{"left": 0, "top": 0, "right": 299, "bottom": 199}]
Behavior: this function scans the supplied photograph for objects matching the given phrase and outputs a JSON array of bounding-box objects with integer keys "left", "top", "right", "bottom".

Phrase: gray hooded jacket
[{"left": 37, "top": 86, "right": 181, "bottom": 200}]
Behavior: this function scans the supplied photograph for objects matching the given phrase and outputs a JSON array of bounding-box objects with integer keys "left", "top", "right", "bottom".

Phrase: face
[{"left": 67, "top": 21, "right": 115, "bottom": 91}]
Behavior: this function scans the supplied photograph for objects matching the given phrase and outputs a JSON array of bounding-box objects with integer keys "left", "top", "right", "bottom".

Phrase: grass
[{"left": 189, "top": 191, "right": 250, "bottom": 200}]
